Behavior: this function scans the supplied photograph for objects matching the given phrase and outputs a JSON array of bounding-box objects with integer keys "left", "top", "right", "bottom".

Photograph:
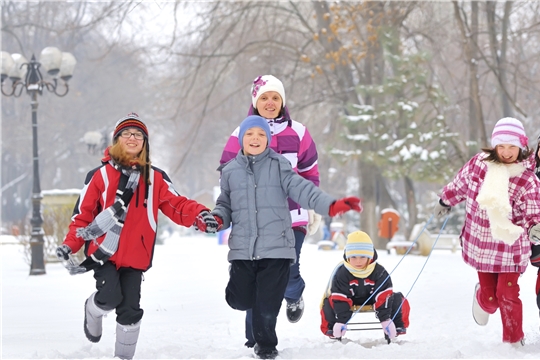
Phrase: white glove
[
  {"left": 381, "top": 319, "right": 397, "bottom": 339},
  {"left": 530, "top": 224, "right": 540, "bottom": 245},
  {"left": 333, "top": 322, "right": 346, "bottom": 338},
  {"left": 307, "top": 210, "right": 322, "bottom": 235},
  {"left": 433, "top": 199, "right": 451, "bottom": 218}
]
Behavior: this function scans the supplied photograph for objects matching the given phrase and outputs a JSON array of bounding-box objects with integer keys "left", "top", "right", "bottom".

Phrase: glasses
[{"left": 120, "top": 130, "right": 144, "bottom": 140}]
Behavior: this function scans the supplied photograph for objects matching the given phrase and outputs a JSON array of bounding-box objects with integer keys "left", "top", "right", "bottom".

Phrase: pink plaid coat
[{"left": 440, "top": 153, "right": 540, "bottom": 273}]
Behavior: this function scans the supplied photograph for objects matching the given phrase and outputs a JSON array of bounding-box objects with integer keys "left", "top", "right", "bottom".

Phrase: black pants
[
  {"left": 226, "top": 259, "right": 290, "bottom": 349},
  {"left": 320, "top": 292, "right": 410, "bottom": 335},
  {"left": 245, "top": 230, "right": 306, "bottom": 343},
  {"left": 93, "top": 262, "right": 144, "bottom": 325}
]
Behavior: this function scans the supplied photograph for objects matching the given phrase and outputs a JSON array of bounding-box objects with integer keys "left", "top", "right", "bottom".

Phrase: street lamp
[{"left": 1, "top": 47, "right": 76, "bottom": 275}]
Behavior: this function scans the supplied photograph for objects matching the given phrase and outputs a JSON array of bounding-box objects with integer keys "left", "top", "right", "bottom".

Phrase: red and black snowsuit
[{"left": 320, "top": 251, "right": 410, "bottom": 337}]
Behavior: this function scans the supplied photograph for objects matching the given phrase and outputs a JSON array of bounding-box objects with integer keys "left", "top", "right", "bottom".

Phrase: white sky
[{"left": 2, "top": 231, "right": 540, "bottom": 359}]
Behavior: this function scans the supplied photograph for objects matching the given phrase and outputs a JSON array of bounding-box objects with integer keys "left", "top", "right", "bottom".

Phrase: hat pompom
[{"left": 344, "top": 231, "right": 374, "bottom": 260}]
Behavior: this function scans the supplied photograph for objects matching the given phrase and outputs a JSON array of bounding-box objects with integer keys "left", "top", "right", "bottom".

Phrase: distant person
[
  {"left": 320, "top": 230, "right": 410, "bottom": 341},
  {"left": 212, "top": 115, "right": 362, "bottom": 359},
  {"left": 434, "top": 117, "right": 540, "bottom": 345},
  {"left": 322, "top": 215, "right": 332, "bottom": 241},
  {"left": 55, "top": 112, "right": 219, "bottom": 360},
  {"left": 219, "top": 75, "right": 323, "bottom": 346}
]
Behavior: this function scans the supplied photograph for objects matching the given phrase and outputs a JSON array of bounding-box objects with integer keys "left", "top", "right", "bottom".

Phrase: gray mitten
[
  {"left": 56, "top": 244, "right": 72, "bottom": 261},
  {"left": 529, "top": 224, "right": 540, "bottom": 245},
  {"left": 433, "top": 199, "right": 451, "bottom": 218},
  {"left": 65, "top": 264, "right": 88, "bottom": 276}
]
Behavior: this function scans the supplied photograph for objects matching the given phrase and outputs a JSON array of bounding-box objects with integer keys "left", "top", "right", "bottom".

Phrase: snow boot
[
  {"left": 510, "top": 338, "right": 525, "bottom": 348},
  {"left": 472, "top": 283, "right": 490, "bottom": 326},
  {"left": 84, "top": 292, "right": 111, "bottom": 343},
  {"left": 254, "top": 344, "right": 278, "bottom": 359},
  {"left": 286, "top": 296, "right": 304, "bottom": 323},
  {"left": 114, "top": 320, "right": 141, "bottom": 360}
]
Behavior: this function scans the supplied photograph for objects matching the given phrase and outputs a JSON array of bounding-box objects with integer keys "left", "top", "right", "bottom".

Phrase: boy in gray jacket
[{"left": 212, "top": 115, "right": 362, "bottom": 359}]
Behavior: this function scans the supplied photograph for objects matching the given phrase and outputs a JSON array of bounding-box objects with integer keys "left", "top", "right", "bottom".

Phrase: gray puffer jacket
[{"left": 213, "top": 148, "right": 335, "bottom": 262}]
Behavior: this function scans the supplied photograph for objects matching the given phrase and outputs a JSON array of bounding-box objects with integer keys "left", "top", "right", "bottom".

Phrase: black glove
[
  {"left": 433, "top": 199, "right": 451, "bottom": 218},
  {"left": 193, "top": 210, "right": 220, "bottom": 234},
  {"left": 56, "top": 244, "right": 72, "bottom": 261}
]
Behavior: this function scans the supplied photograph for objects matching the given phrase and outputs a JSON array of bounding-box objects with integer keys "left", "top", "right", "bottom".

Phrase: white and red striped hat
[{"left": 491, "top": 117, "right": 528, "bottom": 149}]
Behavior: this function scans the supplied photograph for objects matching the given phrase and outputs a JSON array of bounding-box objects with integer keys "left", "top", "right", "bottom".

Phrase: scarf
[
  {"left": 343, "top": 259, "right": 376, "bottom": 279},
  {"left": 476, "top": 161, "right": 525, "bottom": 245},
  {"left": 320, "top": 261, "right": 376, "bottom": 310},
  {"left": 70, "top": 164, "right": 140, "bottom": 274}
]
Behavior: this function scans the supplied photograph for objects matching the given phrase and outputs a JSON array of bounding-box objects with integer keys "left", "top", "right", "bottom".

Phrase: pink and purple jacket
[
  {"left": 220, "top": 117, "right": 319, "bottom": 228},
  {"left": 440, "top": 152, "right": 540, "bottom": 273}
]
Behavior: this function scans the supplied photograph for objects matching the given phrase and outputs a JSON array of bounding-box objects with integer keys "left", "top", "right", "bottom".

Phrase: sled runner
[{"left": 344, "top": 305, "right": 392, "bottom": 344}]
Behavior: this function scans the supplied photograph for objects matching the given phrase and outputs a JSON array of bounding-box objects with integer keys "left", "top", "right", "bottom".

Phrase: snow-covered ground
[{"left": 2, "top": 232, "right": 539, "bottom": 359}]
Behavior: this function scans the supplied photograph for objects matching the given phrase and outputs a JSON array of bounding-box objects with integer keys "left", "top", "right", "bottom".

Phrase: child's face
[
  {"left": 117, "top": 127, "right": 144, "bottom": 158},
  {"left": 242, "top": 126, "right": 268, "bottom": 156},
  {"left": 495, "top": 144, "right": 520, "bottom": 164},
  {"left": 348, "top": 256, "right": 370, "bottom": 269}
]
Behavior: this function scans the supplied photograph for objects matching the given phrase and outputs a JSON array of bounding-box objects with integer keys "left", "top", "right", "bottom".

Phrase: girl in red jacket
[{"left": 55, "top": 113, "right": 219, "bottom": 360}]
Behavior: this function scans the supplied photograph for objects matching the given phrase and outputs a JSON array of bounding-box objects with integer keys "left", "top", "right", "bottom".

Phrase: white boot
[
  {"left": 84, "top": 292, "right": 111, "bottom": 343},
  {"left": 114, "top": 320, "right": 141, "bottom": 360},
  {"left": 472, "top": 283, "right": 490, "bottom": 326}
]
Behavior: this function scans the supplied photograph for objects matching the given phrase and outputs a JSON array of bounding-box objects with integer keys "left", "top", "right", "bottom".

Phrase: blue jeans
[{"left": 245, "top": 229, "right": 306, "bottom": 344}]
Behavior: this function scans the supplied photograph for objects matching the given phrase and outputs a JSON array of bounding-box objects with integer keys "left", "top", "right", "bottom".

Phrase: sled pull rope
[
  {"left": 389, "top": 215, "right": 450, "bottom": 323},
  {"left": 347, "top": 215, "right": 435, "bottom": 323}
]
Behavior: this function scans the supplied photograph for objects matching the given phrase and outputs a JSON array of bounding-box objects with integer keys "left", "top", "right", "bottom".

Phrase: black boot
[{"left": 254, "top": 344, "right": 278, "bottom": 359}]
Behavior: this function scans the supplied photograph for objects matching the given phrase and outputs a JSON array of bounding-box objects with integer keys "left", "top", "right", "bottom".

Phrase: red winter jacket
[{"left": 63, "top": 154, "right": 208, "bottom": 271}]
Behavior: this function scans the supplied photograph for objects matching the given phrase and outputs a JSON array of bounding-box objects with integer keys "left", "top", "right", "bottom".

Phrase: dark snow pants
[
  {"left": 226, "top": 258, "right": 290, "bottom": 350},
  {"left": 477, "top": 272, "right": 523, "bottom": 343},
  {"left": 536, "top": 268, "right": 540, "bottom": 313},
  {"left": 284, "top": 229, "right": 307, "bottom": 303},
  {"left": 320, "top": 291, "right": 410, "bottom": 336},
  {"left": 93, "top": 262, "right": 144, "bottom": 325},
  {"left": 244, "top": 230, "right": 305, "bottom": 344}
]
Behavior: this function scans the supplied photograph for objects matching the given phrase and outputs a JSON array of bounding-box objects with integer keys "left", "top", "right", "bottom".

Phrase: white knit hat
[
  {"left": 251, "top": 75, "right": 286, "bottom": 107},
  {"left": 491, "top": 117, "right": 528, "bottom": 149}
]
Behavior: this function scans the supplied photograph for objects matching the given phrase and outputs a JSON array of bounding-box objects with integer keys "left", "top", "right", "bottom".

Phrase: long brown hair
[
  {"left": 534, "top": 135, "right": 540, "bottom": 167},
  {"left": 108, "top": 139, "right": 151, "bottom": 184},
  {"left": 481, "top": 146, "right": 533, "bottom": 164}
]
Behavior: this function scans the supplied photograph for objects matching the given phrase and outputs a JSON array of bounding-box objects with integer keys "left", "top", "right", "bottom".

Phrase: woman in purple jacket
[{"left": 434, "top": 117, "right": 540, "bottom": 345}]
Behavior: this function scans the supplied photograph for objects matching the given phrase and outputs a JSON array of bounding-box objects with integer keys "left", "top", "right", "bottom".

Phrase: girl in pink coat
[{"left": 434, "top": 117, "right": 540, "bottom": 345}]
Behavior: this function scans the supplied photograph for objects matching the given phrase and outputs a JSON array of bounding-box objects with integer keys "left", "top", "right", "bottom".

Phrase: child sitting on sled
[{"left": 320, "top": 230, "right": 410, "bottom": 341}]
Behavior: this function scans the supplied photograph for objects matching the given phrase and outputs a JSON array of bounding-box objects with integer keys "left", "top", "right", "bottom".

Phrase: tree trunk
[
  {"left": 453, "top": 1, "right": 488, "bottom": 149},
  {"left": 404, "top": 175, "right": 417, "bottom": 239},
  {"left": 486, "top": 1, "right": 513, "bottom": 117}
]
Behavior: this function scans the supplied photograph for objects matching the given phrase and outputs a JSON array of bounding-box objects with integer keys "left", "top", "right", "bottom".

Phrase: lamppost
[{"left": 1, "top": 47, "right": 76, "bottom": 275}]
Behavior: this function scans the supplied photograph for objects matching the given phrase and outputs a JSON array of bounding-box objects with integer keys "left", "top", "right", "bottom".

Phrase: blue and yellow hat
[{"left": 345, "top": 231, "right": 374, "bottom": 259}]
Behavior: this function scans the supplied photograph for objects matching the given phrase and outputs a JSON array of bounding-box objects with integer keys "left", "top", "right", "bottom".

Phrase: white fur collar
[{"left": 476, "top": 161, "right": 525, "bottom": 245}]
